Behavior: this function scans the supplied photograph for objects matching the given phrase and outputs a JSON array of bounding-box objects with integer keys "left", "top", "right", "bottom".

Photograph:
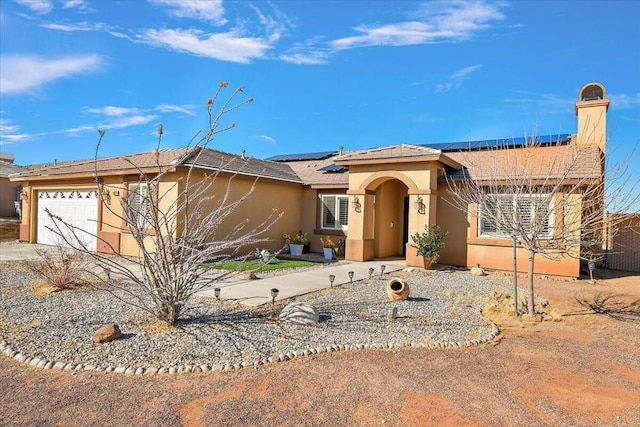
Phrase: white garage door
[{"left": 37, "top": 189, "right": 99, "bottom": 251}]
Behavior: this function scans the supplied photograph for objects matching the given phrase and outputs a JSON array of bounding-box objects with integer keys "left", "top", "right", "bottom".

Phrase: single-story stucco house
[
  {"left": 0, "top": 152, "right": 26, "bottom": 218},
  {"left": 10, "top": 82, "right": 610, "bottom": 277}
]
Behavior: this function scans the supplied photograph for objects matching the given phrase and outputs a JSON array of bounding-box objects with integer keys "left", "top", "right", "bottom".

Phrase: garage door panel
[{"left": 37, "top": 190, "right": 98, "bottom": 251}]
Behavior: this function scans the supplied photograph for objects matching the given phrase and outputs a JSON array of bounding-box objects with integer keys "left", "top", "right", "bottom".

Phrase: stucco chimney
[{"left": 575, "top": 82, "right": 609, "bottom": 153}]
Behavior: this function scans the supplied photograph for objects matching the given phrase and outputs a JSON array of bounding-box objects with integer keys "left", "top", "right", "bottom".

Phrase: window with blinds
[
  {"left": 479, "top": 194, "right": 553, "bottom": 238},
  {"left": 128, "top": 183, "right": 153, "bottom": 227},
  {"left": 322, "top": 195, "right": 349, "bottom": 230}
]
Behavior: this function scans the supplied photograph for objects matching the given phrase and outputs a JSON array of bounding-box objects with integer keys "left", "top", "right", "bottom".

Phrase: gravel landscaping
[{"left": 0, "top": 261, "right": 511, "bottom": 374}]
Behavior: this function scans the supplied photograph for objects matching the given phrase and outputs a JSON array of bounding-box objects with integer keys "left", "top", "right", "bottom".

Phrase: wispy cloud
[
  {"left": 258, "top": 134, "right": 276, "bottom": 144},
  {"left": 0, "top": 118, "right": 30, "bottom": 144},
  {"left": 138, "top": 28, "right": 271, "bottom": 63},
  {"left": 82, "top": 105, "right": 158, "bottom": 130},
  {"left": 40, "top": 21, "right": 105, "bottom": 31},
  {"left": 609, "top": 93, "right": 640, "bottom": 109},
  {"left": 332, "top": 0, "right": 505, "bottom": 50},
  {"left": 83, "top": 106, "right": 141, "bottom": 116},
  {"left": 435, "top": 64, "right": 482, "bottom": 93},
  {"left": 148, "top": 0, "right": 227, "bottom": 25},
  {"left": 155, "top": 104, "right": 196, "bottom": 116},
  {"left": 280, "top": 37, "right": 330, "bottom": 65},
  {"left": 15, "top": 0, "right": 53, "bottom": 15},
  {"left": 285, "top": 0, "right": 505, "bottom": 64},
  {"left": 249, "top": 3, "right": 292, "bottom": 43},
  {"left": 0, "top": 54, "right": 102, "bottom": 94},
  {"left": 62, "top": 0, "right": 94, "bottom": 13},
  {"left": 502, "top": 89, "right": 574, "bottom": 115}
]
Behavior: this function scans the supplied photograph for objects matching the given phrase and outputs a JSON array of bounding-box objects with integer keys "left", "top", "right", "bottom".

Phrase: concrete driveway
[{"left": 0, "top": 242, "right": 45, "bottom": 261}]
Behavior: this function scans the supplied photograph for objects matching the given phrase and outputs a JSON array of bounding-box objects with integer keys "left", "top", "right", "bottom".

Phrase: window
[
  {"left": 322, "top": 195, "right": 349, "bottom": 230},
  {"left": 128, "top": 183, "right": 153, "bottom": 227},
  {"left": 479, "top": 194, "right": 553, "bottom": 238}
]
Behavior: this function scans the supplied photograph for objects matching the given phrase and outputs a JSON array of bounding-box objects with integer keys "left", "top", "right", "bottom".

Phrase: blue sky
[{"left": 1, "top": 0, "right": 639, "bottom": 178}]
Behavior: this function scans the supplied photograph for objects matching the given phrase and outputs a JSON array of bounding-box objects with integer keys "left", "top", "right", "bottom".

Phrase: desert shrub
[{"left": 22, "top": 244, "right": 90, "bottom": 289}]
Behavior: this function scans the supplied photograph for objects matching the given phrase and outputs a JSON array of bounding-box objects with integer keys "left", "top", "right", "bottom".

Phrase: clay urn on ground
[{"left": 386, "top": 278, "right": 410, "bottom": 301}]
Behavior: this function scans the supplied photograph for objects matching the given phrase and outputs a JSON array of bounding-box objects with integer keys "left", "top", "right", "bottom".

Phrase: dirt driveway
[{"left": 1, "top": 273, "right": 639, "bottom": 426}]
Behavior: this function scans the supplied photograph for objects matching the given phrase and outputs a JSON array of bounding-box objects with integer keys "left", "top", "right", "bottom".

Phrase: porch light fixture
[
  {"left": 329, "top": 274, "right": 335, "bottom": 287},
  {"left": 352, "top": 195, "right": 361, "bottom": 212},
  {"left": 214, "top": 287, "right": 221, "bottom": 300},
  {"left": 20, "top": 189, "right": 28, "bottom": 201},
  {"left": 368, "top": 268, "right": 374, "bottom": 280},
  {"left": 270, "top": 288, "right": 279, "bottom": 304},
  {"left": 348, "top": 271, "right": 354, "bottom": 283},
  {"left": 380, "top": 265, "right": 386, "bottom": 278},
  {"left": 101, "top": 187, "right": 111, "bottom": 205},
  {"left": 414, "top": 195, "right": 425, "bottom": 214}
]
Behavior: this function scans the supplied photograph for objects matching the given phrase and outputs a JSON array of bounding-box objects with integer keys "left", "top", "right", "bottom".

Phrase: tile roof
[
  {"left": 334, "top": 144, "right": 443, "bottom": 163},
  {"left": 10, "top": 147, "right": 302, "bottom": 184},
  {"left": 283, "top": 156, "right": 349, "bottom": 187},
  {"left": 0, "top": 162, "right": 28, "bottom": 177},
  {"left": 9, "top": 148, "right": 191, "bottom": 180},
  {"left": 333, "top": 144, "right": 461, "bottom": 169},
  {"left": 444, "top": 144, "right": 603, "bottom": 182},
  {"left": 184, "top": 148, "right": 302, "bottom": 183}
]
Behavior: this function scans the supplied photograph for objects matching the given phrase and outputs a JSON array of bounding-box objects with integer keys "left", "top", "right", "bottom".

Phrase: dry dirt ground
[{"left": 1, "top": 272, "right": 639, "bottom": 427}]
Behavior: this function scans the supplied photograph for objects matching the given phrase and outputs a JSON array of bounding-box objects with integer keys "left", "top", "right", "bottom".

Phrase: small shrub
[{"left": 22, "top": 245, "right": 90, "bottom": 290}]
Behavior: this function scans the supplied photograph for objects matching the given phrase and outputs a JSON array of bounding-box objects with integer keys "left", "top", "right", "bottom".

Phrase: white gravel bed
[{"left": 0, "top": 262, "right": 511, "bottom": 374}]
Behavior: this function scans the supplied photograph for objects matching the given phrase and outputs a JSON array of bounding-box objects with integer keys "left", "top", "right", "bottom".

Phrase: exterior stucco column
[
  {"left": 406, "top": 189, "right": 438, "bottom": 267},
  {"left": 345, "top": 190, "right": 374, "bottom": 261}
]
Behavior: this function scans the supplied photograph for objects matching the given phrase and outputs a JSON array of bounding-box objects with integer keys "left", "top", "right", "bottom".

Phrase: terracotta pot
[
  {"left": 386, "top": 278, "right": 410, "bottom": 301},
  {"left": 422, "top": 256, "right": 434, "bottom": 270}
]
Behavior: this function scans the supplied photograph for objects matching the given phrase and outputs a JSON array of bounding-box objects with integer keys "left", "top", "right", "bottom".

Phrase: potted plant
[
  {"left": 410, "top": 224, "right": 447, "bottom": 269},
  {"left": 320, "top": 236, "right": 336, "bottom": 260},
  {"left": 283, "top": 231, "right": 307, "bottom": 256}
]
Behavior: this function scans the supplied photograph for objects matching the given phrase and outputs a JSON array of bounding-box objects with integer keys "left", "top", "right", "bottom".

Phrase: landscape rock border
[{"left": 0, "top": 320, "right": 500, "bottom": 376}]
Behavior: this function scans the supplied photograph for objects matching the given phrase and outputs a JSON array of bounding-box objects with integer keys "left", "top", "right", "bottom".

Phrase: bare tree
[
  {"left": 445, "top": 132, "right": 639, "bottom": 316},
  {"left": 45, "top": 82, "right": 283, "bottom": 324}
]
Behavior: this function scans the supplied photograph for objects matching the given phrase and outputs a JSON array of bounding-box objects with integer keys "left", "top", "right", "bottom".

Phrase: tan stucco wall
[
  {"left": 19, "top": 171, "right": 304, "bottom": 258},
  {"left": 306, "top": 188, "right": 348, "bottom": 253},
  {"left": 463, "top": 193, "right": 583, "bottom": 278},
  {"left": 436, "top": 185, "right": 468, "bottom": 267},
  {"left": 179, "top": 170, "right": 303, "bottom": 256}
]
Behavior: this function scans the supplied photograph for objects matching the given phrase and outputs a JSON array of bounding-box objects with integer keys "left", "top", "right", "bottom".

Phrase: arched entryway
[
  {"left": 335, "top": 144, "right": 460, "bottom": 267},
  {"left": 369, "top": 178, "right": 410, "bottom": 259}
]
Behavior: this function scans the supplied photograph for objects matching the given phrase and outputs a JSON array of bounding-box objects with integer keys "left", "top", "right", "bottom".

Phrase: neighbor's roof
[
  {"left": 445, "top": 143, "right": 602, "bottom": 182},
  {"left": 0, "top": 161, "right": 28, "bottom": 177},
  {"left": 10, "top": 147, "right": 302, "bottom": 184}
]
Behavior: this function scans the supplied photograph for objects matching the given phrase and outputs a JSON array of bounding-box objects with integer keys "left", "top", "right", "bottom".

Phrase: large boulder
[
  {"left": 92, "top": 324, "right": 122, "bottom": 343},
  {"left": 279, "top": 302, "right": 320, "bottom": 325}
]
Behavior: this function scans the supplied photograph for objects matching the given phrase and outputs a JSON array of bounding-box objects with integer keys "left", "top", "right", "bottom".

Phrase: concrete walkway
[
  {"left": 0, "top": 242, "right": 407, "bottom": 307},
  {"left": 197, "top": 260, "right": 406, "bottom": 306}
]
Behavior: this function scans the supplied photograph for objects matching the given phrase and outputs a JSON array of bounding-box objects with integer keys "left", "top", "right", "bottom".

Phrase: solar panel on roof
[
  {"left": 318, "top": 164, "right": 347, "bottom": 173},
  {"left": 421, "top": 134, "right": 570, "bottom": 152},
  {"left": 266, "top": 150, "right": 338, "bottom": 162}
]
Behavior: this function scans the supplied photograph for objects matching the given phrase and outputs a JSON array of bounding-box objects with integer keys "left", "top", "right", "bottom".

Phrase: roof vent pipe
[
  {"left": 339, "top": 146, "right": 343, "bottom": 155},
  {"left": 241, "top": 149, "right": 246, "bottom": 160}
]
